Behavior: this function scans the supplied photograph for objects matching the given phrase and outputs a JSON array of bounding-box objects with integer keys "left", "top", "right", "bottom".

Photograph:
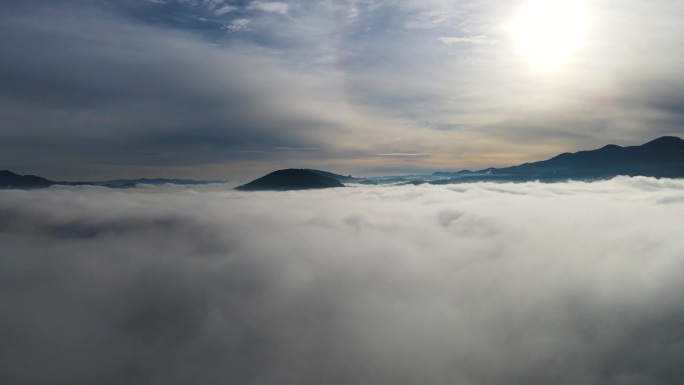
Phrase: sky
[
  {"left": 2, "top": 178, "right": 684, "bottom": 384},
  {"left": 2, "top": 0, "right": 684, "bottom": 181}
]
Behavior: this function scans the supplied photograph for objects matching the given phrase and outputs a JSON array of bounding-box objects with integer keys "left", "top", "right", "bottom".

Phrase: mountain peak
[
  {"left": 599, "top": 144, "right": 622, "bottom": 150},
  {"left": 642, "top": 136, "right": 683, "bottom": 148}
]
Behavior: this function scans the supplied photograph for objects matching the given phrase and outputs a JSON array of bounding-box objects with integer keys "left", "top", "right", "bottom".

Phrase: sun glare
[{"left": 510, "top": 0, "right": 589, "bottom": 67}]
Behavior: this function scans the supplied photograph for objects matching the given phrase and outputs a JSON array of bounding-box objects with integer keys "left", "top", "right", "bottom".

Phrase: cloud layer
[{"left": 2, "top": 179, "right": 684, "bottom": 384}]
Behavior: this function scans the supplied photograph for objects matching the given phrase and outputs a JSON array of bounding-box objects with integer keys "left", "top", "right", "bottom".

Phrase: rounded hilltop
[{"left": 236, "top": 169, "right": 345, "bottom": 191}]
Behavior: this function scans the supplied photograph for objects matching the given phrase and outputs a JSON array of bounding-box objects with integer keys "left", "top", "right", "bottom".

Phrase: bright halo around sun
[{"left": 510, "top": 0, "right": 590, "bottom": 68}]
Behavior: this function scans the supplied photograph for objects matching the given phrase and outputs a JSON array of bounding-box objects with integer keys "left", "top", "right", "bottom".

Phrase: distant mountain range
[
  {"left": 427, "top": 136, "right": 684, "bottom": 183},
  {"left": 2, "top": 136, "right": 683, "bottom": 189},
  {"left": 0, "top": 171, "right": 227, "bottom": 189},
  {"left": 496, "top": 136, "right": 684, "bottom": 178},
  {"left": 88, "top": 178, "right": 227, "bottom": 188}
]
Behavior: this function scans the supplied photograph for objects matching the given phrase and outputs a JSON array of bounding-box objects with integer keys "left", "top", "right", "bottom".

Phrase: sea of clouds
[{"left": 1, "top": 177, "right": 684, "bottom": 385}]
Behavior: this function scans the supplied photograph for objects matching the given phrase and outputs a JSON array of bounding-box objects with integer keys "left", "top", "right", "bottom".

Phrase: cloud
[
  {"left": 438, "top": 35, "right": 494, "bottom": 45},
  {"left": 376, "top": 153, "right": 431, "bottom": 157},
  {"left": 223, "top": 17, "right": 251, "bottom": 31},
  {"left": 274, "top": 147, "right": 318, "bottom": 151},
  {"left": 247, "top": 1, "right": 289, "bottom": 15},
  {"left": 1, "top": 178, "right": 684, "bottom": 384},
  {"left": 0, "top": 6, "right": 387, "bottom": 179},
  {"left": 214, "top": 5, "right": 237, "bottom": 15},
  {"left": 2, "top": 0, "right": 684, "bottom": 180}
]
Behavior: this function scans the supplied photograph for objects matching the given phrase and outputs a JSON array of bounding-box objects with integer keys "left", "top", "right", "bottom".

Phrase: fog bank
[{"left": 1, "top": 178, "right": 683, "bottom": 384}]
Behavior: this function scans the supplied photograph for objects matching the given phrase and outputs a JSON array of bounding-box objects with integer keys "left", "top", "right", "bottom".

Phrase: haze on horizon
[{"left": 2, "top": 0, "right": 684, "bottom": 181}]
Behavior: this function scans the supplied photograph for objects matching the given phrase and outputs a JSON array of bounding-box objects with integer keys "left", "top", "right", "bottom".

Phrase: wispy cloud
[
  {"left": 376, "top": 153, "right": 431, "bottom": 157},
  {"left": 275, "top": 147, "right": 318, "bottom": 151},
  {"left": 438, "top": 35, "right": 495, "bottom": 45},
  {"left": 247, "top": 1, "right": 289, "bottom": 15},
  {"left": 223, "top": 18, "right": 250, "bottom": 31},
  {"left": 1, "top": 0, "right": 684, "bottom": 179},
  {"left": 214, "top": 5, "right": 237, "bottom": 15}
]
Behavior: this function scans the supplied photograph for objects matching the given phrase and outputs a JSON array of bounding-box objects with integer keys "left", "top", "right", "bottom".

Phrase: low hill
[{"left": 236, "top": 169, "right": 345, "bottom": 191}]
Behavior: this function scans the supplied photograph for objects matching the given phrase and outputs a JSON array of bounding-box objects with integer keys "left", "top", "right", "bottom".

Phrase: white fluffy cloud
[{"left": 1, "top": 178, "right": 684, "bottom": 384}]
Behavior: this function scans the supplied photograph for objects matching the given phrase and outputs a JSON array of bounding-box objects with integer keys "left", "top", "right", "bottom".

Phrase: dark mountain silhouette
[
  {"left": 0, "top": 170, "right": 55, "bottom": 188},
  {"left": 305, "top": 169, "right": 359, "bottom": 182},
  {"left": 1, "top": 171, "right": 227, "bottom": 189},
  {"left": 4, "top": 137, "right": 682, "bottom": 189},
  {"left": 492, "top": 136, "right": 684, "bottom": 179},
  {"left": 423, "top": 136, "right": 684, "bottom": 184},
  {"left": 236, "top": 169, "right": 344, "bottom": 191},
  {"left": 432, "top": 170, "right": 474, "bottom": 177},
  {"left": 94, "top": 178, "right": 227, "bottom": 188}
]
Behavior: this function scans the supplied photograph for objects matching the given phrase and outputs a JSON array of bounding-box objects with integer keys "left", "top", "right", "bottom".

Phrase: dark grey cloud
[
  {"left": 0, "top": 5, "right": 353, "bottom": 178},
  {"left": 1, "top": 179, "right": 684, "bottom": 384},
  {"left": 3, "top": 0, "right": 684, "bottom": 179}
]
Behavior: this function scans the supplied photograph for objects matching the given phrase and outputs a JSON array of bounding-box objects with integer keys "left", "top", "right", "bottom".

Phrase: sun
[{"left": 510, "top": 0, "right": 590, "bottom": 67}]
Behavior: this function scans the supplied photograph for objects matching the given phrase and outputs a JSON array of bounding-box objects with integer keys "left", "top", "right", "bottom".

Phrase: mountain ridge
[
  {"left": 0, "top": 171, "right": 228, "bottom": 189},
  {"left": 492, "top": 136, "right": 684, "bottom": 178},
  {"left": 3, "top": 136, "right": 683, "bottom": 189}
]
